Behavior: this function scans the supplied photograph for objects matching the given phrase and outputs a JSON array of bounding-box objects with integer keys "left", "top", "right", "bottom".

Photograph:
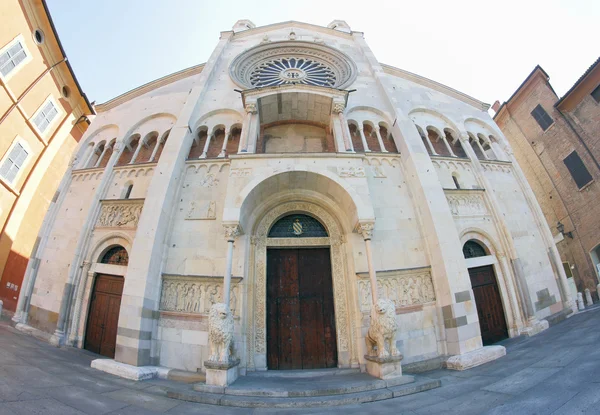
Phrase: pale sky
[{"left": 47, "top": 0, "right": 599, "bottom": 107}]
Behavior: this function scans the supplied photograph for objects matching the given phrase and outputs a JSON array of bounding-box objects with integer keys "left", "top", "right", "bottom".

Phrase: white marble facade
[{"left": 13, "top": 20, "right": 571, "bottom": 373}]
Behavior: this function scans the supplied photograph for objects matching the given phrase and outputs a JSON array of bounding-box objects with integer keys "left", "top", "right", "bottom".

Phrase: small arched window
[
  {"left": 463, "top": 240, "right": 487, "bottom": 259},
  {"left": 101, "top": 246, "right": 129, "bottom": 265},
  {"left": 268, "top": 214, "right": 328, "bottom": 238},
  {"left": 124, "top": 184, "right": 133, "bottom": 199}
]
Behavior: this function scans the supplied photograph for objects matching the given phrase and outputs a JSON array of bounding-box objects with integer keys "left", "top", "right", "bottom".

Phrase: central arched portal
[{"left": 266, "top": 214, "right": 337, "bottom": 370}]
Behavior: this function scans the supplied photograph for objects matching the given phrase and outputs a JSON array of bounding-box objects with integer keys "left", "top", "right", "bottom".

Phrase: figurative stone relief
[
  {"left": 446, "top": 193, "right": 487, "bottom": 217},
  {"left": 365, "top": 298, "right": 400, "bottom": 358},
  {"left": 357, "top": 269, "right": 435, "bottom": 312},
  {"left": 96, "top": 201, "right": 143, "bottom": 229},
  {"left": 199, "top": 173, "right": 219, "bottom": 188},
  {"left": 186, "top": 200, "right": 216, "bottom": 220},
  {"left": 160, "top": 275, "right": 241, "bottom": 317},
  {"left": 338, "top": 166, "right": 365, "bottom": 178}
]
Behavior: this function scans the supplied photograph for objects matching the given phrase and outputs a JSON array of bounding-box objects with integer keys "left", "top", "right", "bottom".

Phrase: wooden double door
[
  {"left": 266, "top": 248, "right": 337, "bottom": 370},
  {"left": 85, "top": 274, "right": 124, "bottom": 358},
  {"left": 468, "top": 265, "right": 508, "bottom": 345}
]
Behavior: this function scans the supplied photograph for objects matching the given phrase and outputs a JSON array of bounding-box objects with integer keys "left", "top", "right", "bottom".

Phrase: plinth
[
  {"left": 364, "top": 354, "right": 403, "bottom": 379},
  {"left": 204, "top": 358, "right": 240, "bottom": 387}
]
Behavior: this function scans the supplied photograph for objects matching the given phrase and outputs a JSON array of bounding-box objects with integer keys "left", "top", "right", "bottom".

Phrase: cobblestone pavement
[{"left": 0, "top": 306, "right": 599, "bottom": 414}]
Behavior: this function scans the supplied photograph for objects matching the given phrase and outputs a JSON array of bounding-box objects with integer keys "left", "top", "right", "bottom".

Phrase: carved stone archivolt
[
  {"left": 248, "top": 201, "right": 353, "bottom": 369},
  {"left": 357, "top": 268, "right": 435, "bottom": 312},
  {"left": 159, "top": 275, "right": 242, "bottom": 317},
  {"left": 445, "top": 191, "right": 487, "bottom": 217},
  {"left": 96, "top": 200, "right": 144, "bottom": 229}
]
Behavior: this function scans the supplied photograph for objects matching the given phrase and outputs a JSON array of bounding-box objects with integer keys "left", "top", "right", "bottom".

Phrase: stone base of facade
[
  {"left": 520, "top": 318, "right": 549, "bottom": 337},
  {"left": 90, "top": 359, "right": 170, "bottom": 381},
  {"left": 14, "top": 322, "right": 53, "bottom": 343},
  {"left": 445, "top": 345, "right": 506, "bottom": 371},
  {"left": 204, "top": 359, "right": 240, "bottom": 387},
  {"left": 364, "top": 354, "right": 403, "bottom": 379}
]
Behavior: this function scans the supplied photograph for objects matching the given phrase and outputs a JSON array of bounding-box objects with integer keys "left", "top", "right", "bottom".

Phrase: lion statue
[
  {"left": 365, "top": 298, "right": 400, "bottom": 358},
  {"left": 208, "top": 303, "right": 234, "bottom": 362}
]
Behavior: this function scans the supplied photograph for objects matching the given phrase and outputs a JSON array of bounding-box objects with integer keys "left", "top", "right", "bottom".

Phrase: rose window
[{"left": 249, "top": 57, "right": 337, "bottom": 88}]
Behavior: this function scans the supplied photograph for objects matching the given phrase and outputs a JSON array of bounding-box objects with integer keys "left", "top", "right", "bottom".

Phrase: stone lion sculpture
[
  {"left": 365, "top": 298, "right": 400, "bottom": 358},
  {"left": 208, "top": 303, "right": 234, "bottom": 362}
]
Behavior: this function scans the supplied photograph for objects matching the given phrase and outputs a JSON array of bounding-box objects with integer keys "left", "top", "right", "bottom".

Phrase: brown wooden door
[
  {"left": 468, "top": 265, "right": 508, "bottom": 345},
  {"left": 267, "top": 248, "right": 337, "bottom": 370},
  {"left": 85, "top": 274, "right": 124, "bottom": 358}
]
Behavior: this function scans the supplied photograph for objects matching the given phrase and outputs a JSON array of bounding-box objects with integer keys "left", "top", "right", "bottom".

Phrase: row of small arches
[{"left": 415, "top": 125, "right": 502, "bottom": 161}]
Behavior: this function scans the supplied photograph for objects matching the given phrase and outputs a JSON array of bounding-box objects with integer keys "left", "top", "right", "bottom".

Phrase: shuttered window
[
  {"left": 0, "top": 40, "right": 27, "bottom": 77},
  {"left": 0, "top": 142, "right": 29, "bottom": 184},
  {"left": 531, "top": 104, "right": 554, "bottom": 131},
  {"left": 33, "top": 100, "right": 59, "bottom": 132},
  {"left": 563, "top": 151, "right": 593, "bottom": 189}
]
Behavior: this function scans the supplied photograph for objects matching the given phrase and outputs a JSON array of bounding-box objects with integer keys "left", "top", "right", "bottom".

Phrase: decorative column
[
  {"left": 222, "top": 224, "right": 240, "bottom": 309},
  {"left": 374, "top": 127, "right": 388, "bottom": 153},
  {"left": 358, "top": 126, "right": 371, "bottom": 152},
  {"left": 332, "top": 103, "right": 353, "bottom": 151},
  {"left": 202, "top": 223, "right": 241, "bottom": 388},
  {"left": 239, "top": 103, "right": 257, "bottom": 153},
  {"left": 83, "top": 143, "right": 100, "bottom": 168},
  {"left": 441, "top": 133, "right": 456, "bottom": 157},
  {"left": 474, "top": 138, "right": 489, "bottom": 160},
  {"left": 357, "top": 222, "right": 378, "bottom": 305},
  {"left": 148, "top": 136, "right": 163, "bottom": 162},
  {"left": 67, "top": 264, "right": 93, "bottom": 346},
  {"left": 422, "top": 129, "right": 437, "bottom": 156},
  {"left": 218, "top": 129, "right": 230, "bottom": 158},
  {"left": 129, "top": 139, "right": 145, "bottom": 164},
  {"left": 94, "top": 145, "right": 110, "bottom": 168},
  {"left": 357, "top": 221, "right": 403, "bottom": 380},
  {"left": 200, "top": 131, "right": 213, "bottom": 158}
]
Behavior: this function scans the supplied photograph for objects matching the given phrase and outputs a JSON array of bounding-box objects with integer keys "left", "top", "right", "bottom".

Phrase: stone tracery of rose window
[{"left": 250, "top": 57, "right": 337, "bottom": 88}]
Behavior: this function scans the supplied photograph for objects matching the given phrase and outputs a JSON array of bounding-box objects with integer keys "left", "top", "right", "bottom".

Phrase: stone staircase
[{"left": 165, "top": 369, "right": 441, "bottom": 408}]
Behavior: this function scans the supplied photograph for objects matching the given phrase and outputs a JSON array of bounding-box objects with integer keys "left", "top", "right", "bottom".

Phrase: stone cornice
[
  {"left": 95, "top": 64, "right": 205, "bottom": 112},
  {"left": 381, "top": 64, "right": 490, "bottom": 111},
  {"left": 356, "top": 265, "right": 431, "bottom": 279},
  {"left": 230, "top": 20, "right": 355, "bottom": 40}
]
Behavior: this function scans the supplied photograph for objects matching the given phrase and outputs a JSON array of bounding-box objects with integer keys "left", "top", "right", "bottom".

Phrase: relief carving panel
[
  {"left": 357, "top": 268, "right": 435, "bottom": 312},
  {"left": 446, "top": 192, "right": 487, "bottom": 217},
  {"left": 96, "top": 200, "right": 144, "bottom": 229},
  {"left": 160, "top": 275, "right": 242, "bottom": 317}
]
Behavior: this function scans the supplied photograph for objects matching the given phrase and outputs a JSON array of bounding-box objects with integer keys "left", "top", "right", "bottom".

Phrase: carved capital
[
  {"left": 332, "top": 102, "right": 345, "bottom": 114},
  {"left": 113, "top": 141, "right": 124, "bottom": 152},
  {"left": 356, "top": 222, "right": 374, "bottom": 240},
  {"left": 245, "top": 103, "right": 257, "bottom": 114},
  {"left": 223, "top": 224, "right": 241, "bottom": 241},
  {"left": 458, "top": 132, "right": 470, "bottom": 143}
]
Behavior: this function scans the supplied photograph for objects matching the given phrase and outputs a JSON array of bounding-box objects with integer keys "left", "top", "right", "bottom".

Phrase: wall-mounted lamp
[{"left": 557, "top": 221, "right": 573, "bottom": 239}]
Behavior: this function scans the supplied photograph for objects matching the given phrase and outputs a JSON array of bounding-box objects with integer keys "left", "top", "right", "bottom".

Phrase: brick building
[
  {"left": 0, "top": 0, "right": 94, "bottom": 313},
  {"left": 494, "top": 58, "right": 600, "bottom": 302}
]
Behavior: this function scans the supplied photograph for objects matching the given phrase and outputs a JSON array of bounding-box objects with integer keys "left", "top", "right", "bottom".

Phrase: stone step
[
  {"left": 166, "top": 377, "right": 441, "bottom": 408},
  {"left": 245, "top": 368, "right": 361, "bottom": 378},
  {"left": 167, "top": 369, "right": 206, "bottom": 384},
  {"left": 194, "top": 373, "right": 415, "bottom": 397}
]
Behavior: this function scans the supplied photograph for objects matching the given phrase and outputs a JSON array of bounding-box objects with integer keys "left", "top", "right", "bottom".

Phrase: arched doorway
[
  {"left": 266, "top": 214, "right": 337, "bottom": 369},
  {"left": 463, "top": 240, "right": 508, "bottom": 345},
  {"left": 84, "top": 245, "right": 127, "bottom": 357}
]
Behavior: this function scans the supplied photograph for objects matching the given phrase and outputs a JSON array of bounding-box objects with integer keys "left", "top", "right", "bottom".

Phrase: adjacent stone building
[
  {"left": 494, "top": 58, "right": 600, "bottom": 303},
  {"left": 13, "top": 20, "right": 571, "bottom": 376},
  {"left": 0, "top": 0, "right": 93, "bottom": 313}
]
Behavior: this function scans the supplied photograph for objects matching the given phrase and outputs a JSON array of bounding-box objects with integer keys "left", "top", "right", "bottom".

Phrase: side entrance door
[
  {"left": 468, "top": 265, "right": 508, "bottom": 345},
  {"left": 85, "top": 274, "right": 124, "bottom": 358},
  {"left": 266, "top": 248, "right": 337, "bottom": 370}
]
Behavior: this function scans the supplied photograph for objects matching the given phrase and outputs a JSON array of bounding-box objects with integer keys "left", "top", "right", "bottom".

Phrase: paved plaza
[{"left": 0, "top": 307, "right": 599, "bottom": 414}]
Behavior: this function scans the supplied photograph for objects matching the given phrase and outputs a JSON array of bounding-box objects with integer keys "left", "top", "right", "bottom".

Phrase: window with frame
[
  {"left": 0, "top": 40, "right": 27, "bottom": 77},
  {"left": 591, "top": 85, "right": 600, "bottom": 103},
  {"left": 33, "top": 100, "right": 59, "bottom": 132},
  {"left": 563, "top": 151, "right": 593, "bottom": 189},
  {"left": 531, "top": 104, "right": 554, "bottom": 131},
  {"left": 0, "top": 141, "right": 29, "bottom": 184}
]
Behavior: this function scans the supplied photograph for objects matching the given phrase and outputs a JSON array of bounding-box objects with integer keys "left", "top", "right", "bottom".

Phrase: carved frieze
[
  {"left": 338, "top": 166, "right": 365, "bottom": 178},
  {"left": 186, "top": 200, "right": 216, "bottom": 220},
  {"left": 160, "top": 275, "right": 242, "bottom": 317},
  {"left": 446, "top": 192, "right": 487, "bottom": 217},
  {"left": 357, "top": 268, "right": 435, "bottom": 312},
  {"left": 96, "top": 200, "right": 144, "bottom": 229}
]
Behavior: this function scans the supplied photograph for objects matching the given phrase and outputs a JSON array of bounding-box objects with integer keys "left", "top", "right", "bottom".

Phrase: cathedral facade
[{"left": 13, "top": 20, "right": 572, "bottom": 374}]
